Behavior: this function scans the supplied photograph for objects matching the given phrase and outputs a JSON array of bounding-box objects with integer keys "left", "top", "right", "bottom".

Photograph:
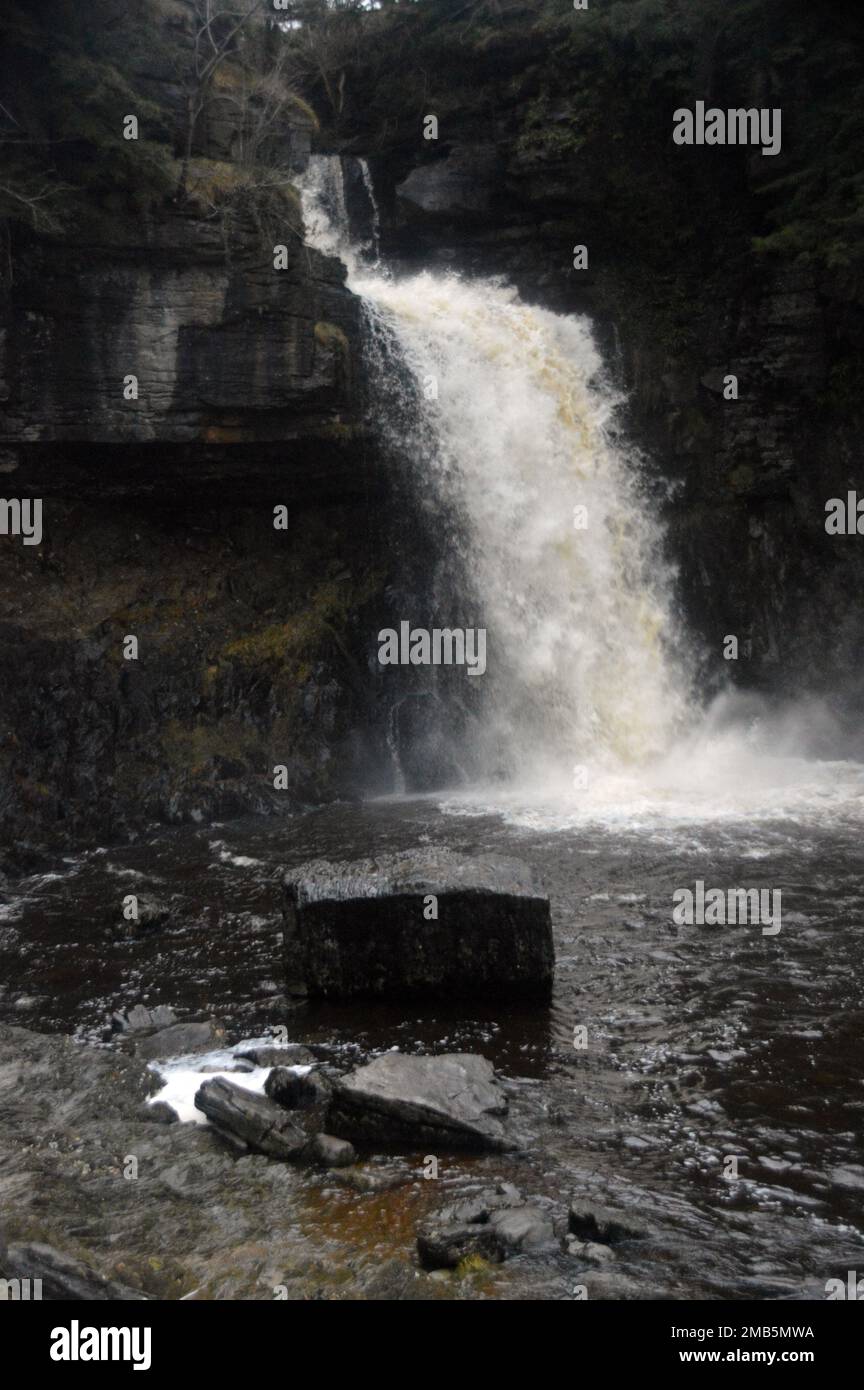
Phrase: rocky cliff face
[
  {"left": 0, "top": 1, "right": 408, "bottom": 861},
  {"left": 1, "top": 210, "right": 359, "bottom": 448}
]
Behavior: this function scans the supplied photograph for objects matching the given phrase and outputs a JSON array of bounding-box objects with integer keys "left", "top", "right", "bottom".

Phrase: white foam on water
[{"left": 148, "top": 1036, "right": 312, "bottom": 1125}]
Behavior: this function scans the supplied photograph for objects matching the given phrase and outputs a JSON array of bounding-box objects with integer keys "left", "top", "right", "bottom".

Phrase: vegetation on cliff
[
  {"left": 0, "top": 0, "right": 314, "bottom": 254},
  {"left": 281, "top": 0, "right": 864, "bottom": 291},
  {"left": 3, "top": 1, "right": 860, "bottom": 287}
]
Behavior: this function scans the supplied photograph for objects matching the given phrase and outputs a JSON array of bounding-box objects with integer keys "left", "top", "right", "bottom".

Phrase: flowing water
[
  {"left": 3, "top": 156, "right": 863, "bottom": 1299},
  {"left": 2, "top": 798, "right": 863, "bottom": 1299}
]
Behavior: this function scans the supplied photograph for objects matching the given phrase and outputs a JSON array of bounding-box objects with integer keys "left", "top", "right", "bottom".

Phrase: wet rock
[
  {"left": 123, "top": 1004, "right": 178, "bottom": 1034},
  {"left": 329, "top": 1053, "right": 511, "bottom": 1152},
  {"left": 265, "top": 1068, "right": 332, "bottom": 1137},
  {"left": 112, "top": 894, "right": 173, "bottom": 938},
  {"left": 144, "top": 1101, "right": 180, "bottom": 1125},
  {"left": 565, "top": 1237, "right": 616, "bottom": 1264},
  {"left": 325, "top": 1163, "right": 409, "bottom": 1194},
  {"left": 396, "top": 145, "right": 502, "bottom": 216},
  {"left": 1, "top": 1242, "right": 148, "bottom": 1301},
  {"left": 568, "top": 1201, "right": 646, "bottom": 1245},
  {"left": 487, "top": 1206, "right": 557, "bottom": 1256},
  {"left": 577, "top": 1271, "right": 659, "bottom": 1300},
  {"left": 238, "top": 1044, "right": 316, "bottom": 1068},
  {"left": 130, "top": 1019, "right": 225, "bottom": 1062},
  {"left": 417, "top": 1185, "right": 557, "bottom": 1269},
  {"left": 419, "top": 1217, "right": 500, "bottom": 1273},
  {"left": 310, "top": 1133, "right": 356, "bottom": 1168},
  {"left": 194, "top": 1078, "right": 308, "bottom": 1161},
  {"left": 0, "top": 1024, "right": 380, "bottom": 1299},
  {"left": 829, "top": 1165, "right": 864, "bottom": 1191},
  {"left": 3, "top": 204, "right": 363, "bottom": 450},
  {"left": 200, "top": 1060, "right": 254, "bottom": 1074},
  {"left": 283, "top": 850, "right": 553, "bottom": 1001},
  {"left": 209, "top": 1125, "right": 251, "bottom": 1159},
  {"left": 264, "top": 1067, "right": 309, "bottom": 1110}
]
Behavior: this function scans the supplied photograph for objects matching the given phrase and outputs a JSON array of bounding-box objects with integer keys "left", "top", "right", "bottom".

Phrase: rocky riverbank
[
  {"left": 2, "top": 799, "right": 863, "bottom": 1303},
  {"left": 0, "top": 1018, "right": 650, "bottom": 1301}
]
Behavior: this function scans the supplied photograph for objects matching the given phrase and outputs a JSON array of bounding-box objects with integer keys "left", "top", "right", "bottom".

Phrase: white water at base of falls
[{"left": 297, "top": 155, "right": 864, "bottom": 827}]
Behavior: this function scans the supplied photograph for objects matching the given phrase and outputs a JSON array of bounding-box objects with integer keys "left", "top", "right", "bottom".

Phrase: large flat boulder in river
[
  {"left": 328, "top": 1052, "right": 511, "bottom": 1152},
  {"left": 282, "top": 849, "right": 553, "bottom": 1000}
]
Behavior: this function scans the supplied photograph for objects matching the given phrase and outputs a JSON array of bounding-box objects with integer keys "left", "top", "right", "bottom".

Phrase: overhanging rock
[{"left": 282, "top": 848, "right": 554, "bottom": 1000}]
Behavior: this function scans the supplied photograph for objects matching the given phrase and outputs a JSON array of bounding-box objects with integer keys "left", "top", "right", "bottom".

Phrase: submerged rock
[
  {"left": 417, "top": 1185, "right": 557, "bottom": 1269},
  {"left": 194, "top": 1077, "right": 308, "bottom": 1160},
  {"left": 283, "top": 849, "right": 554, "bottom": 1000},
  {"left": 328, "top": 1053, "right": 511, "bottom": 1152},
  {"left": 0, "top": 1025, "right": 445, "bottom": 1300}
]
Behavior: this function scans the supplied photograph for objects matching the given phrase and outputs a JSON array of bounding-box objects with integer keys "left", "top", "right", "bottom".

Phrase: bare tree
[
  {"left": 0, "top": 102, "right": 70, "bottom": 234},
  {"left": 283, "top": 0, "right": 367, "bottom": 121},
  {"left": 223, "top": 48, "right": 309, "bottom": 169},
  {"left": 178, "top": 0, "right": 266, "bottom": 195},
  {"left": 0, "top": 178, "right": 70, "bottom": 233}
]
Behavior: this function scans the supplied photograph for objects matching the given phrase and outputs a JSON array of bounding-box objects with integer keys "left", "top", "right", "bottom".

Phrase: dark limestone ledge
[{"left": 0, "top": 208, "right": 364, "bottom": 450}]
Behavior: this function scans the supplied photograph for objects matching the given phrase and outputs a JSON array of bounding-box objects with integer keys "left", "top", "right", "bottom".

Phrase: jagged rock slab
[
  {"left": 328, "top": 1053, "right": 511, "bottom": 1152},
  {"left": 194, "top": 1077, "right": 308, "bottom": 1160},
  {"left": 283, "top": 849, "right": 553, "bottom": 1000}
]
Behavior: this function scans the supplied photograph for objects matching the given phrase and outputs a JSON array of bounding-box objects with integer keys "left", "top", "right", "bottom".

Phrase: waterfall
[
  {"left": 298, "top": 155, "right": 692, "bottom": 790},
  {"left": 296, "top": 156, "right": 864, "bottom": 823}
]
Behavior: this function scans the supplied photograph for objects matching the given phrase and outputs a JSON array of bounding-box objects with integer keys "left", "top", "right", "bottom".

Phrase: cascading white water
[
  {"left": 297, "top": 156, "right": 864, "bottom": 824},
  {"left": 354, "top": 271, "right": 691, "bottom": 779},
  {"left": 299, "top": 158, "right": 688, "bottom": 769}
]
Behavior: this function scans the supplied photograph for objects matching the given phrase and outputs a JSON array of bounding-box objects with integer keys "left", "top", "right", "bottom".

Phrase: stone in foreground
[
  {"left": 194, "top": 1077, "right": 307, "bottom": 1160},
  {"left": 328, "top": 1053, "right": 511, "bottom": 1152},
  {"left": 1, "top": 1241, "right": 148, "bottom": 1301},
  {"left": 283, "top": 849, "right": 553, "bottom": 1000},
  {"left": 568, "top": 1200, "right": 646, "bottom": 1245},
  {"left": 311, "top": 1133, "right": 356, "bottom": 1168},
  {"left": 417, "top": 1185, "right": 558, "bottom": 1268}
]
